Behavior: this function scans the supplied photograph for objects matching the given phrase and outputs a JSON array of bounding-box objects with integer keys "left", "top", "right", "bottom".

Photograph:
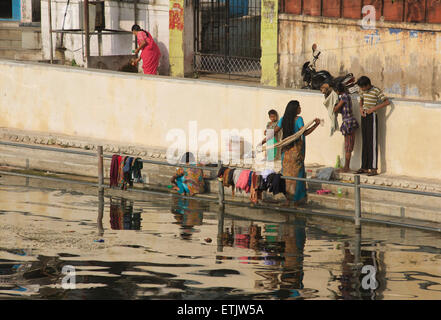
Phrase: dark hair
[
  {"left": 180, "top": 152, "right": 195, "bottom": 164},
  {"left": 281, "top": 100, "right": 300, "bottom": 141},
  {"left": 268, "top": 109, "right": 278, "bottom": 117},
  {"left": 356, "top": 76, "right": 371, "bottom": 87},
  {"left": 131, "top": 24, "right": 142, "bottom": 32},
  {"left": 336, "top": 82, "right": 346, "bottom": 94}
]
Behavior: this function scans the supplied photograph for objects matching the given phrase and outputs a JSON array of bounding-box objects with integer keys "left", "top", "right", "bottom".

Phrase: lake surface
[{"left": 0, "top": 175, "right": 440, "bottom": 300}]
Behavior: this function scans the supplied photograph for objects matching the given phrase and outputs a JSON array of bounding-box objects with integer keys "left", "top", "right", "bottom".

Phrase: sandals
[
  {"left": 367, "top": 171, "right": 378, "bottom": 176},
  {"left": 356, "top": 169, "right": 367, "bottom": 174}
]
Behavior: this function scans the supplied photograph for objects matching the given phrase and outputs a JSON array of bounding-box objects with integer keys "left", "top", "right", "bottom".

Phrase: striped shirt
[{"left": 360, "top": 86, "right": 386, "bottom": 111}]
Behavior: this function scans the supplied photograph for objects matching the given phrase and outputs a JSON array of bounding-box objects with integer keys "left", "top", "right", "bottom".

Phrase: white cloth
[{"left": 323, "top": 90, "right": 339, "bottom": 136}]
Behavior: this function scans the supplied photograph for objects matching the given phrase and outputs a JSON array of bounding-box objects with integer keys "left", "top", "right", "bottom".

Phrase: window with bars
[{"left": 279, "top": 0, "right": 441, "bottom": 24}]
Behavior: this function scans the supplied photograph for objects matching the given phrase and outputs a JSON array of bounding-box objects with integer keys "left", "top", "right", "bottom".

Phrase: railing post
[
  {"left": 354, "top": 174, "right": 361, "bottom": 228},
  {"left": 97, "top": 146, "right": 104, "bottom": 190},
  {"left": 217, "top": 160, "right": 225, "bottom": 207}
]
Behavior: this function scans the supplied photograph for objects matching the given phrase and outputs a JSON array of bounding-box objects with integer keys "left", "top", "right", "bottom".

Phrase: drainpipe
[
  {"left": 134, "top": 0, "right": 138, "bottom": 50},
  {"left": 48, "top": 0, "right": 54, "bottom": 64},
  {"left": 83, "top": 0, "right": 90, "bottom": 68}
]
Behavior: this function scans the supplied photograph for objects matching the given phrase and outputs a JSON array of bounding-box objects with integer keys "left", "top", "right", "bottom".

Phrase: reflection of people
[
  {"left": 131, "top": 24, "right": 161, "bottom": 75},
  {"left": 171, "top": 197, "right": 204, "bottom": 240},
  {"left": 280, "top": 221, "right": 306, "bottom": 292},
  {"left": 170, "top": 152, "right": 205, "bottom": 196}
]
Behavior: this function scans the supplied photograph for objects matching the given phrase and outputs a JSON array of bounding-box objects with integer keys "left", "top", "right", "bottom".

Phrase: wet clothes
[
  {"left": 228, "top": 168, "right": 236, "bottom": 186},
  {"left": 132, "top": 158, "right": 144, "bottom": 182},
  {"left": 110, "top": 155, "right": 120, "bottom": 187}
]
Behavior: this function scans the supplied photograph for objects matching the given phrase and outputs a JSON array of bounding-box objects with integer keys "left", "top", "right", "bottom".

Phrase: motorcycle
[{"left": 301, "top": 44, "right": 358, "bottom": 94}]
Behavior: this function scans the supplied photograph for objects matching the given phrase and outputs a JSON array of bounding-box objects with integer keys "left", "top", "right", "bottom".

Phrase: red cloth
[
  {"left": 110, "top": 154, "right": 120, "bottom": 187},
  {"left": 236, "top": 170, "right": 251, "bottom": 193},
  {"left": 137, "top": 31, "right": 161, "bottom": 75}
]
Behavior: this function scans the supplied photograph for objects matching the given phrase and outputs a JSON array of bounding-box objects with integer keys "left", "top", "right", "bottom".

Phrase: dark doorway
[
  {"left": 32, "top": 0, "right": 41, "bottom": 22},
  {"left": 194, "top": 0, "right": 262, "bottom": 79},
  {"left": 0, "top": 0, "right": 13, "bottom": 19}
]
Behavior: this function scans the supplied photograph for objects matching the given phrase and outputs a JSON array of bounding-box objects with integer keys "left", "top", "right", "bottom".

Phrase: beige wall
[
  {"left": 279, "top": 14, "right": 441, "bottom": 101},
  {"left": 0, "top": 60, "right": 440, "bottom": 180}
]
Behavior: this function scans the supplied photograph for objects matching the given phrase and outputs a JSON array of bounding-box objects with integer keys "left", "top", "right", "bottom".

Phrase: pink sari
[{"left": 137, "top": 31, "right": 161, "bottom": 75}]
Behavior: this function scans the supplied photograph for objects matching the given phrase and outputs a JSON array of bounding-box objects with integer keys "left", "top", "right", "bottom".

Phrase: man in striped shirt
[{"left": 356, "top": 76, "right": 390, "bottom": 176}]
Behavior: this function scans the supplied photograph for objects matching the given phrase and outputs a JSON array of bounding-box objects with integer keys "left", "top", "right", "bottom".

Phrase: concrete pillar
[
  {"left": 260, "top": 0, "right": 278, "bottom": 87},
  {"left": 169, "top": 0, "right": 194, "bottom": 77},
  {"left": 169, "top": 0, "right": 185, "bottom": 77}
]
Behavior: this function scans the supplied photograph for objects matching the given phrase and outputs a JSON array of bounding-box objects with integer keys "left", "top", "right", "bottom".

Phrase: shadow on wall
[
  {"left": 377, "top": 101, "right": 395, "bottom": 174},
  {"left": 157, "top": 41, "right": 170, "bottom": 76}
]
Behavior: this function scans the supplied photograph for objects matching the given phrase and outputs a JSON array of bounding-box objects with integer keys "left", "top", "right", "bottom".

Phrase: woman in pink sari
[{"left": 131, "top": 24, "right": 161, "bottom": 75}]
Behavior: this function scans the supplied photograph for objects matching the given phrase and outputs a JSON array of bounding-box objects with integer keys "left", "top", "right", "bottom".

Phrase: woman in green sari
[{"left": 267, "top": 101, "right": 320, "bottom": 206}]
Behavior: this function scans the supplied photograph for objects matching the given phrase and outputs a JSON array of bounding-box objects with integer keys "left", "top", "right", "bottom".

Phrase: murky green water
[{"left": 0, "top": 176, "right": 440, "bottom": 300}]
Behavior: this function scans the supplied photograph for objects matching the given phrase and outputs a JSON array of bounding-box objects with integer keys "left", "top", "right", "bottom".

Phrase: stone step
[
  {"left": 0, "top": 28, "right": 21, "bottom": 41},
  {"left": 308, "top": 193, "right": 441, "bottom": 223},
  {"left": 0, "top": 47, "right": 43, "bottom": 61},
  {"left": 0, "top": 39, "right": 21, "bottom": 48},
  {"left": 305, "top": 179, "right": 441, "bottom": 210},
  {"left": 0, "top": 21, "right": 20, "bottom": 28}
]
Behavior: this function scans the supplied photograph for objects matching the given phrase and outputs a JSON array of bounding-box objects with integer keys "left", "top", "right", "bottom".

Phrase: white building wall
[{"left": 41, "top": 0, "right": 169, "bottom": 74}]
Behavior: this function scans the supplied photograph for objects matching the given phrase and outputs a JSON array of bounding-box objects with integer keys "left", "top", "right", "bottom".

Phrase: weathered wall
[
  {"left": 1, "top": 60, "right": 441, "bottom": 180},
  {"left": 41, "top": 0, "right": 170, "bottom": 75},
  {"left": 279, "top": 14, "right": 441, "bottom": 101}
]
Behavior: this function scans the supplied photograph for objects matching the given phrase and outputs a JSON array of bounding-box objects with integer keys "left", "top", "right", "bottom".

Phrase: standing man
[
  {"left": 131, "top": 24, "right": 161, "bottom": 75},
  {"left": 356, "top": 76, "right": 390, "bottom": 176}
]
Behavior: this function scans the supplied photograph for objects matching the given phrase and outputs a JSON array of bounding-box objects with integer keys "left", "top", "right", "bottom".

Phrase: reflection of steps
[{"left": 0, "top": 22, "right": 43, "bottom": 61}]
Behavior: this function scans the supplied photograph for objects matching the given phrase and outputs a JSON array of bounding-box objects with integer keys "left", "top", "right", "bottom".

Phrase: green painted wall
[{"left": 260, "top": 0, "right": 278, "bottom": 86}]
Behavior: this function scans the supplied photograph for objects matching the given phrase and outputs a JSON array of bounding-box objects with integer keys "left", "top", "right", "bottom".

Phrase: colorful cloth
[
  {"left": 110, "top": 154, "right": 120, "bottom": 187},
  {"left": 118, "top": 156, "right": 127, "bottom": 186},
  {"left": 279, "top": 116, "right": 307, "bottom": 203},
  {"left": 176, "top": 166, "right": 205, "bottom": 195},
  {"left": 250, "top": 172, "right": 262, "bottom": 204},
  {"left": 137, "top": 30, "right": 161, "bottom": 75},
  {"left": 236, "top": 170, "right": 251, "bottom": 192},
  {"left": 339, "top": 93, "right": 359, "bottom": 136}
]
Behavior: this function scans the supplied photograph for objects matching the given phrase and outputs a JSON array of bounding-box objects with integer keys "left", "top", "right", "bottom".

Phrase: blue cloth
[
  {"left": 247, "top": 171, "right": 253, "bottom": 188},
  {"left": 176, "top": 175, "right": 190, "bottom": 195},
  {"left": 123, "top": 157, "right": 134, "bottom": 173}
]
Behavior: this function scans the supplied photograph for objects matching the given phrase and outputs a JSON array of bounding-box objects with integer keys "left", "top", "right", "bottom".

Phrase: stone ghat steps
[{"left": 0, "top": 133, "right": 440, "bottom": 223}]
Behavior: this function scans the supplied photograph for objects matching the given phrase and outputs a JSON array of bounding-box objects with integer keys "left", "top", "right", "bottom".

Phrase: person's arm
[
  {"left": 359, "top": 92, "right": 366, "bottom": 117},
  {"left": 367, "top": 97, "right": 390, "bottom": 114},
  {"left": 260, "top": 126, "right": 281, "bottom": 145},
  {"left": 333, "top": 99, "right": 344, "bottom": 113},
  {"left": 134, "top": 40, "right": 147, "bottom": 55},
  {"left": 304, "top": 118, "right": 320, "bottom": 136}
]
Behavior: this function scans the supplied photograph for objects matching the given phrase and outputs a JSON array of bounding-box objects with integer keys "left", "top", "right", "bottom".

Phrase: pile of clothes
[
  {"left": 110, "top": 155, "right": 144, "bottom": 190},
  {"left": 217, "top": 167, "right": 286, "bottom": 204}
]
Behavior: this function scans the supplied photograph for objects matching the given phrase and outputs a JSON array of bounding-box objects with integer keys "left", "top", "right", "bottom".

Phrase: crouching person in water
[{"left": 171, "top": 152, "right": 205, "bottom": 196}]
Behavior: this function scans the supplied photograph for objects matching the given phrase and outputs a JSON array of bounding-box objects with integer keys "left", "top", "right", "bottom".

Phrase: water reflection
[
  {"left": 171, "top": 197, "right": 205, "bottom": 240},
  {"left": 109, "top": 197, "right": 142, "bottom": 231},
  {"left": 1, "top": 176, "right": 440, "bottom": 300}
]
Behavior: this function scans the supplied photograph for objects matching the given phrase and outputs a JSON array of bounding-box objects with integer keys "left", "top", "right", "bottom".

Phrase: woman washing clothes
[
  {"left": 170, "top": 152, "right": 205, "bottom": 196},
  {"left": 131, "top": 24, "right": 161, "bottom": 75},
  {"left": 262, "top": 100, "right": 320, "bottom": 206}
]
